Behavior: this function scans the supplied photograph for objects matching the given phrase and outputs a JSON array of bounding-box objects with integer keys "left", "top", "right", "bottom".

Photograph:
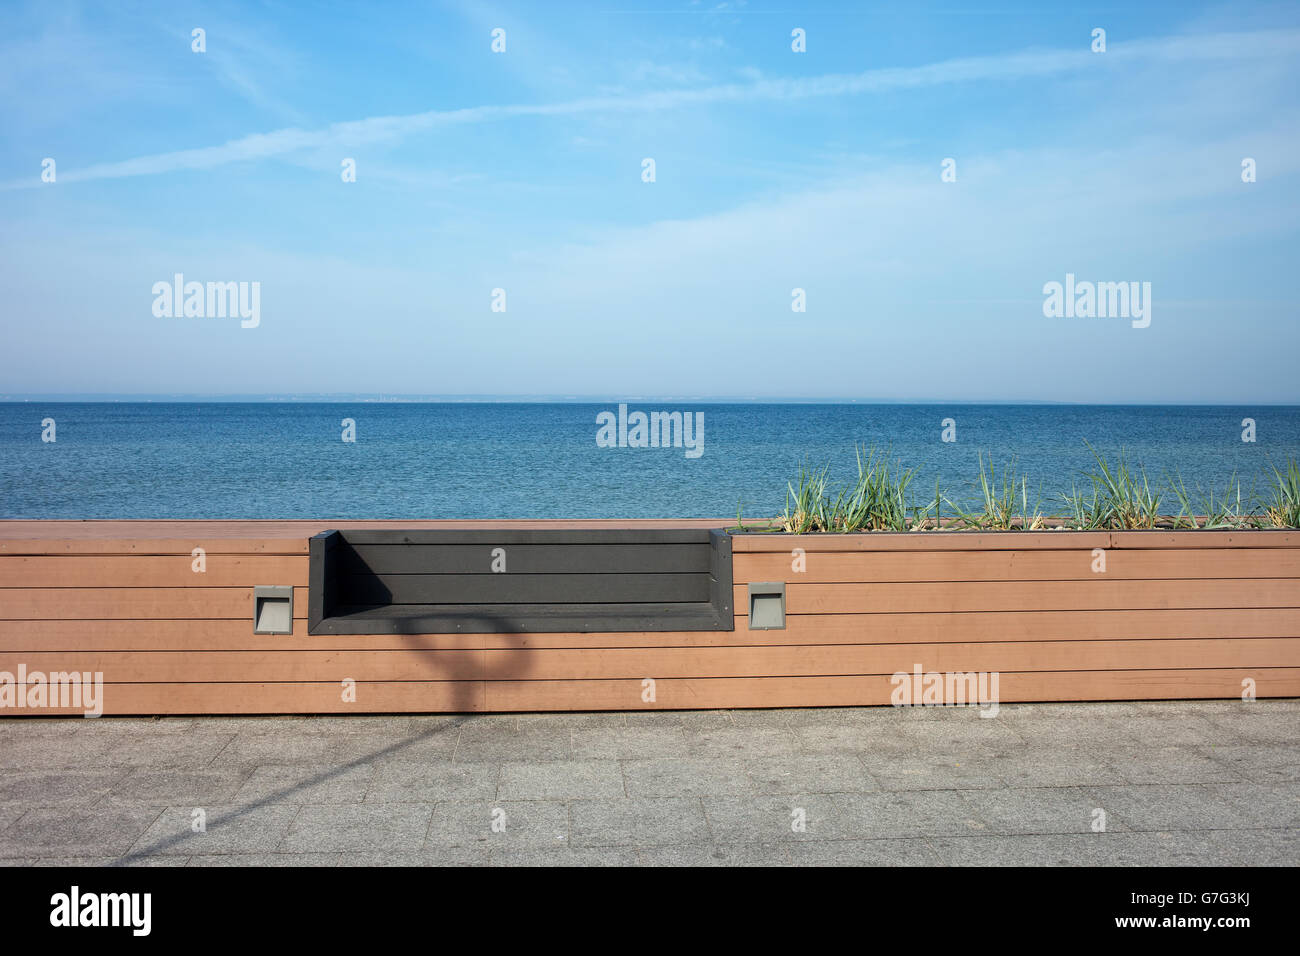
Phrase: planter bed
[{"left": 1, "top": 520, "right": 1297, "bottom": 715}]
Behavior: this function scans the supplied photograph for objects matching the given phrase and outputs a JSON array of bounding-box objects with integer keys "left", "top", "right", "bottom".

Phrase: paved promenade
[{"left": 1, "top": 700, "right": 1295, "bottom": 866}]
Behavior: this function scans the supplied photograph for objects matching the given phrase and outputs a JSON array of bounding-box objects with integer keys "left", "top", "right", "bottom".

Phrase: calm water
[{"left": 1, "top": 403, "right": 1298, "bottom": 519}]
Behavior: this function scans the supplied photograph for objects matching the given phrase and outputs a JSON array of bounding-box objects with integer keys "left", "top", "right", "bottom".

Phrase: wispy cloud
[{"left": 4, "top": 28, "right": 1297, "bottom": 190}]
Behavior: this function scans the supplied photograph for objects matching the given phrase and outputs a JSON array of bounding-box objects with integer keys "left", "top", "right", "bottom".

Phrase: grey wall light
[
  {"left": 747, "top": 582, "right": 786, "bottom": 630},
  {"left": 253, "top": 585, "right": 295, "bottom": 635}
]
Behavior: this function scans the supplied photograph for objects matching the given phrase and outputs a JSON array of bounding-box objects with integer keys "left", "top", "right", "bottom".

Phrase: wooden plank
[
  {"left": 338, "top": 529, "right": 716, "bottom": 545},
  {"left": 343, "top": 572, "right": 710, "bottom": 605},
  {"left": 732, "top": 531, "right": 1300, "bottom": 553},
  {"left": 0, "top": 519, "right": 730, "bottom": 539},
  {"left": 0, "top": 587, "right": 308, "bottom": 620},
  {"left": 340, "top": 543, "right": 710, "bottom": 574},
  {"left": 734, "top": 548, "right": 1300, "bottom": 584},
  {"left": 315, "top": 601, "right": 729, "bottom": 634},
  {"left": 1107, "top": 531, "right": 1300, "bottom": 549},
  {"left": 0, "top": 555, "right": 307, "bottom": 587},
  {"left": 485, "top": 669, "right": 1300, "bottom": 712},
  {"left": 0, "top": 539, "right": 309, "bottom": 556},
  {"left": 740, "top": 580, "right": 1300, "bottom": 615},
  {"left": 6, "top": 638, "right": 1293, "bottom": 683},
  {"left": 5, "top": 669, "right": 1297, "bottom": 715},
  {"left": 4, "top": 607, "right": 1298, "bottom": 652},
  {"left": 732, "top": 532, "right": 1112, "bottom": 552}
]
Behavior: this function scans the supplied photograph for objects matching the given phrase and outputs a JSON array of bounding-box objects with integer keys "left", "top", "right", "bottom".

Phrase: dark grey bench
[{"left": 308, "top": 529, "right": 734, "bottom": 634}]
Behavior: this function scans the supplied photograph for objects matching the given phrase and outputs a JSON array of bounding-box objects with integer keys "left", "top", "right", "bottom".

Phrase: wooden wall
[{"left": 2, "top": 522, "right": 1297, "bottom": 714}]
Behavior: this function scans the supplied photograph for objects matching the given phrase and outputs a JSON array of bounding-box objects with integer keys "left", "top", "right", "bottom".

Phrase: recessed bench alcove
[{"left": 307, "top": 528, "right": 735, "bottom": 634}]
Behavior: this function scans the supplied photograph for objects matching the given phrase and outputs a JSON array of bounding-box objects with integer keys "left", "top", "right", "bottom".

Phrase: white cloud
[{"left": 6, "top": 28, "right": 1296, "bottom": 190}]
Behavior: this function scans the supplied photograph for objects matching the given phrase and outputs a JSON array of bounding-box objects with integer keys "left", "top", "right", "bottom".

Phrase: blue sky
[{"left": 1, "top": 0, "right": 1297, "bottom": 402}]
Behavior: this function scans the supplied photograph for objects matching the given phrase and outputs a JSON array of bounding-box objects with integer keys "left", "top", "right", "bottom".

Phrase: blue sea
[{"left": 1, "top": 403, "right": 1298, "bottom": 520}]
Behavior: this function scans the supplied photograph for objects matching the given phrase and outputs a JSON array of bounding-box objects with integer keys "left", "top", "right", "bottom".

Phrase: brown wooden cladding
[{"left": 1, "top": 521, "right": 1297, "bottom": 714}]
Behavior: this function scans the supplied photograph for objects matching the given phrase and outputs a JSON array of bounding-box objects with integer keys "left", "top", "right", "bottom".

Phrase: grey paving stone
[
  {"left": 623, "top": 709, "right": 741, "bottom": 730},
  {"left": 490, "top": 846, "right": 640, "bottom": 866},
  {"left": 570, "top": 797, "right": 709, "bottom": 847},
  {"left": 1203, "top": 783, "right": 1300, "bottom": 829},
  {"left": 622, "top": 754, "right": 870, "bottom": 799},
  {"left": 127, "top": 804, "right": 300, "bottom": 856},
  {"left": 2, "top": 700, "right": 1296, "bottom": 866},
  {"left": 684, "top": 726, "right": 800, "bottom": 758},
  {"left": 517, "top": 712, "right": 627, "bottom": 730},
  {"left": 1200, "top": 745, "right": 1300, "bottom": 785},
  {"left": 1219, "top": 827, "right": 1300, "bottom": 866},
  {"left": 280, "top": 803, "right": 434, "bottom": 853},
  {"left": 0, "top": 805, "right": 165, "bottom": 857},
  {"left": 926, "top": 833, "right": 1163, "bottom": 866},
  {"left": 794, "top": 721, "right": 932, "bottom": 756},
  {"left": 991, "top": 749, "right": 1129, "bottom": 788},
  {"left": 104, "top": 768, "right": 254, "bottom": 806},
  {"left": 570, "top": 726, "right": 690, "bottom": 759},
  {"left": 957, "top": 787, "right": 1123, "bottom": 835},
  {"left": 0, "top": 806, "right": 27, "bottom": 831},
  {"left": 743, "top": 753, "right": 878, "bottom": 794},
  {"left": 102, "top": 733, "right": 238, "bottom": 769},
  {"left": 637, "top": 843, "right": 792, "bottom": 866},
  {"left": 233, "top": 763, "right": 374, "bottom": 805},
  {"left": 830, "top": 790, "right": 986, "bottom": 839},
  {"left": 365, "top": 761, "right": 497, "bottom": 803},
  {"left": 621, "top": 757, "right": 752, "bottom": 798},
  {"left": 426, "top": 800, "right": 569, "bottom": 849},
  {"left": 1112, "top": 830, "right": 1253, "bottom": 866},
  {"left": 1105, "top": 746, "right": 1243, "bottom": 785},
  {"left": 453, "top": 722, "right": 572, "bottom": 762},
  {"left": 787, "top": 838, "right": 940, "bottom": 866},
  {"left": 785, "top": 706, "right": 911, "bottom": 728},
  {"left": 0, "top": 719, "right": 83, "bottom": 738},
  {"left": 74, "top": 717, "right": 198, "bottom": 736},
  {"left": 1087, "top": 785, "right": 1253, "bottom": 832},
  {"left": 1009, "top": 715, "right": 1148, "bottom": 751},
  {"left": 1204, "top": 712, "right": 1300, "bottom": 745},
  {"left": 724, "top": 709, "right": 797, "bottom": 729},
  {"left": 0, "top": 735, "right": 127, "bottom": 770},
  {"left": 187, "top": 849, "right": 490, "bottom": 866},
  {"left": 702, "top": 793, "right": 849, "bottom": 843},
  {"left": 498, "top": 760, "right": 624, "bottom": 800},
  {"left": 0, "top": 769, "right": 129, "bottom": 808},
  {"left": 209, "top": 733, "right": 361, "bottom": 766},
  {"left": 869, "top": 752, "right": 1007, "bottom": 791}
]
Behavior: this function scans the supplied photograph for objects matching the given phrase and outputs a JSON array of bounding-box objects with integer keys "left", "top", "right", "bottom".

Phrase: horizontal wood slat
[
  {"left": 734, "top": 549, "right": 1300, "bottom": 583},
  {"left": 0, "top": 588, "right": 308, "bottom": 620},
  {"left": 0, "top": 539, "right": 309, "bottom": 556},
  {"left": 4, "top": 639, "right": 1295, "bottom": 683},
  {"left": 732, "top": 531, "right": 1300, "bottom": 552},
  {"left": 742, "top": 580, "right": 1300, "bottom": 615},
  {"left": 0, "top": 555, "right": 307, "bottom": 587},
  {"left": 340, "top": 543, "right": 710, "bottom": 575},
  {"left": 343, "top": 571, "right": 710, "bottom": 605},
  {"left": 4, "top": 669, "right": 1297, "bottom": 715},
  {"left": 2, "top": 607, "right": 1298, "bottom": 651}
]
